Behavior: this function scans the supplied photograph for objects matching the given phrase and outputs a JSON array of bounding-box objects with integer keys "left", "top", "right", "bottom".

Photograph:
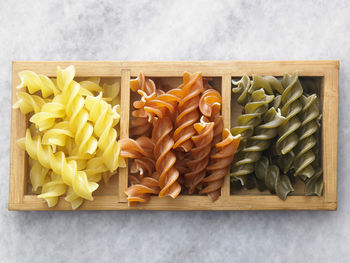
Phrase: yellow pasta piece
[
  {"left": 17, "top": 129, "right": 98, "bottom": 201},
  {"left": 38, "top": 172, "right": 66, "bottom": 207},
  {"left": 13, "top": 91, "right": 46, "bottom": 114},
  {"left": 65, "top": 187, "right": 84, "bottom": 210},
  {"left": 103, "top": 80, "right": 121, "bottom": 106},
  {"left": 85, "top": 92, "right": 126, "bottom": 173},
  {"left": 42, "top": 121, "right": 74, "bottom": 151},
  {"left": 79, "top": 77, "right": 103, "bottom": 97},
  {"left": 62, "top": 80, "right": 98, "bottom": 155},
  {"left": 29, "top": 159, "right": 49, "bottom": 192},
  {"left": 17, "top": 70, "right": 59, "bottom": 98},
  {"left": 56, "top": 65, "right": 75, "bottom": 92},
  {"left": 84, "top": 154, "right": 109, "bottom": 183},
  {"left": 29, "top": 94, "right": 66, "bottom": 131}
]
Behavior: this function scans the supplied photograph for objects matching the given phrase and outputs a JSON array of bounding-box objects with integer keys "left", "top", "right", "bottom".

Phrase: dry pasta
[
  {"left": 185, "top": 117, "right": 214, "bottom": 194},
  {"left": 121, "top": 71, "right": 239, "bottom": 206},
  {"left": 14, "top": 65, "right": 123, "bottom": 209},
  {"left": 231, "top": 73, "right": 323, "bottom": 200},
  {"left": 200, "top": 129, "right": 240, "bottom": 201}
]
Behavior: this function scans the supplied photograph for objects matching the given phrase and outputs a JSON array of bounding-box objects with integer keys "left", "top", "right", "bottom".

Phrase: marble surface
[{"left": 0, "top": 0, "right": 349, "bottom": 262}]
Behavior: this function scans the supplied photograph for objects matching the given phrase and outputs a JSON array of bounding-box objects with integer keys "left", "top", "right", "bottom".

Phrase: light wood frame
[{"left": 9, "top": 61, "right": 339, "bottom": 210}]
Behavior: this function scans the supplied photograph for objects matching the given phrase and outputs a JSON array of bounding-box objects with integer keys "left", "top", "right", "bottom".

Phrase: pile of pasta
[
  {"left": 120, "top": 72, "right": 241, "bottom": 205},
  {"left": 230, "top": 72, "right": 323, "bottom": 200},
  {"left": 13, "top": 65, "right": 125, "bottom": 209}
]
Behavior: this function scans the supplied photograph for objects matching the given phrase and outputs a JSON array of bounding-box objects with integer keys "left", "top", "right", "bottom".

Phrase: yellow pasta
[
  {"left": 29, "top": 159, "right": 49, "bottom": 192},
  {"left": 37, "top": 172, "right": 66, "bottom": 207},
  {"left": 18, "top": 129, "right": 98, "bottom": 201},
  {"left": 41, "top": 121, "right": 74, "bottom": 151},
  {"left": 79, "top": 77, "right": 103, "bottom": 96},
  {"left": 17, "top": 70, "right": 59, "bottom": 98},
  {"left": 61, "top": 80, "right": 98, "bottom": 155},
  {"left": 102, "top": 80, "right": 121, "bottom": 106},
  {"left": 29, "top": 94, "right": 66, "bottom": 131},
  {"left": 85, "top": 92, "right": 125, "bottom": 173},
  {"left": 13, "top": 65, "right": 123, "bottom": 209},
  {"left": 65, "top": 187, "right": 84, "bottom": 210},
  {"left": 13, "top": 92, "right": 46, "bottom": 114}
]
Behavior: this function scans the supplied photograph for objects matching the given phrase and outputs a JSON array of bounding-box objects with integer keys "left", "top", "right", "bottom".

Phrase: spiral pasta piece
[
  {"left": 29, "top": 159, "right": 49, "bottom": 192},
  {"left": 41, "top": 121, "right": 74, "bottom": 152},
  {"left": 152, "top": 116, "right": 181, "bottom": 198},
  {"left": 249, "top": 74, "right": 284, "bottom": 95},
  {"left": 242, "top": 107, "right": 286, "bottom": 162},
  {"left": 185, "top": 116, "right": 214, "bottom": 193},
  {"left": 125, "top": 177, "right": 160, "bottom": 206},
  {"left": 13, "top": 92, "right": 46, "bottom": 114},
  {"left": 17, "top": 129, "right": 98, "bottom": 201},
  {"left": 102, "top": 80, "right": 121, "bottom": 106},
  {"left": 276, "top": 72, "right": 303, "bottom": 155},
  {"left": 200, "top": 129, "right": 240, "bottom": 201},
  {"left": 119, "top": 136, "right": 157, "bottom": 204},
  {"left": 232, "top": 75, "right": 251, "bottom": 106},
  {"left": 119, "top": 136, "right": 154, "bottom": 159},
  {"left": 61, "top": 79, "right": 98, "bottom": 155},
  {"left": 79, "top": 78, "right": 103, "bottom": 97},
  {"left": 293, "top": 94, "right": 320, "bottom": 178},
  {"left": 119, "top": 136, "right": 155, "bottom": 180},
  {"left": 305, "top": 168, "right": 323, "bottom": 196},
  {"left": 199, "top": 88, "right": 223, "bottom": 146},
  {"left": 37, "top": 172, "right": 67, "bottom": 207},
  {"left": 199, "top": 88, "right": 221, "bottom": 118},
  {"left": 173, "top": 72, "right": 203, "bottom": 152},
  {"left": 80, "top": 154, "right": 110, "bottom": 183},
  {"left": 65, "top": 187, "right": 84, "bottom": 210},
  {"left": 29, "top": 94, "right": 66, "bottom": 131},
  {"left": 56, "top": 65, "right": 75, "bottom": 92},
  {"left": 16, "top": 70, "right": 59, "bottom": 98},
  {"left": 130, "top": 72, "right": 157, "bottom": 137},
  {"left": 143, "top": 89, "right": 181, "bottom": 120},
  {"left": 230, "top": 89, "right": 274, "bottom": 183},
  {"left": 255, "top": 156, "right": 294, "bottom": 200},
  {"left": 85, "top": 93, "right": 125, "bottom": 173}
]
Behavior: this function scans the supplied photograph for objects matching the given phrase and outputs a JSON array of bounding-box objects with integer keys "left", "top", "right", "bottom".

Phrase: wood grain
[
  {"left": 118, "top": 70, "right": 131, "bottom": 202},
  {"left": 220, "top": 74, "right": 232, "bottom": 200},
  {"left": 9, "top": 60, "right": 339, "bottom": 211}
]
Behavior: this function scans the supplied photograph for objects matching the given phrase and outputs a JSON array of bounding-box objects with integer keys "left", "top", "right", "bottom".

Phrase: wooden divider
[
  {"left": 221, "top": 74, "right": 232, "bottom": 199},
  {"left": 118, "top": 70, "right": 131, "bottom": 202}
]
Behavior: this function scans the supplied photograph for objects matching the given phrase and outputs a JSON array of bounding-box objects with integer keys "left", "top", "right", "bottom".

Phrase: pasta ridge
[
  {"left": 130, "top": 73, "right": 157, "bottom": 137},
  {"left": 85, "top": 93, "right": 125, "bottom": 174},
  {"left": 276, "top": 72, "right": 303, "bottom": 155},
  {"left": 61, "top": 78, "right": 98, "bottom": 155},
  {"left": 173, "top": 72, "right": 204, "bottom": 152},
  {"left": 13, "top": 92, "right": 46, "bottom": 114},
  {"left": 29, "top": 94, "right": 66, "bottom": 131},
  {"left": 185, "top": 116, "right": 214, "bottom": 194},
  {"left": 125, "top": 177, "right": 160, "bottom": 206},
  {"left": 200, "top": 129, "right": 240, "bottom": 201},
  {"left": 152, "top": 117, "right": 181, "bottom": 198},
  {"left": 37, "top": 172, "right": 67, "bottom": 207},
  {"left": 255, "top": 156, "right": 294, "bottom": 200},
  {"left": 230, "top": 88, "right": 274, "bottom": 184},
  {"left": 17, "top": 70, "right": 59, "bottom": 98},
  {"left": 293, "top": 94, "right": 320, "bottom": 179}
]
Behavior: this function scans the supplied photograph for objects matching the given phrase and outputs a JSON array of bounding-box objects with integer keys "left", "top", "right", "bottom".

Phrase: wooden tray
[{"left": 9, "top": 61, "right": 339, "bottom": 210}]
